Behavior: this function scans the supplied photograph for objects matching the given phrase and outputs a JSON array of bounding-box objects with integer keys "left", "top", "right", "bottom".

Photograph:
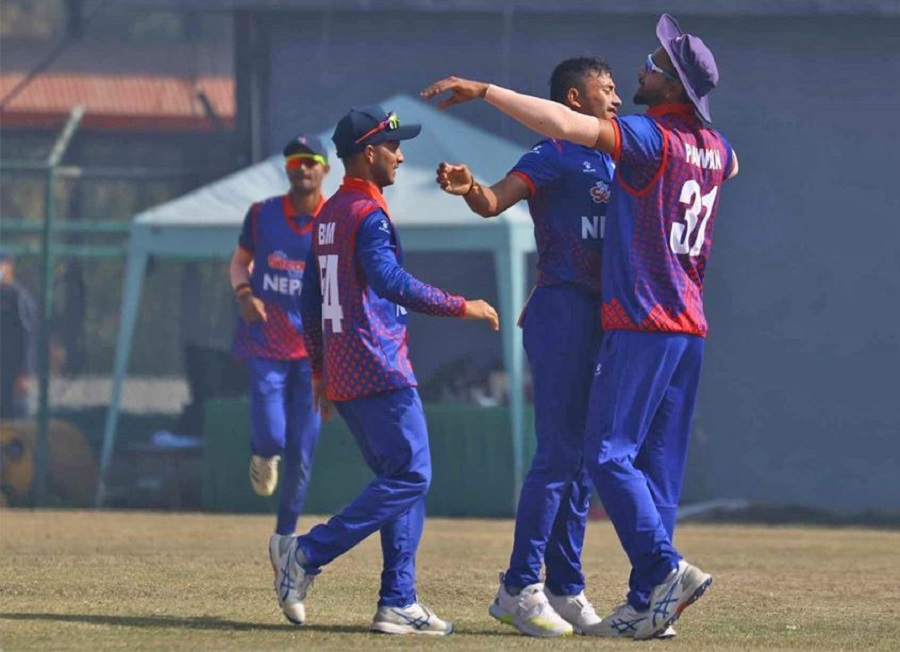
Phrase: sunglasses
[
  {"left": 285, "top": 153, "right": 327, "bottom": 170},
  {"left": 354, "top": 112, "right": 400, "bottom": 145},
  {"left": 645, "top": 54, "right": 679, "bottom": 82}
]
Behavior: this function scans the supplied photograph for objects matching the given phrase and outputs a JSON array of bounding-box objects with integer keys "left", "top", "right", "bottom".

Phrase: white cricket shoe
[
  {"left": 635, "top": 560, "right": 712, "bottom": 640},
  {"left": 370, "top": 602, "right": 454, "bottom": 636},
  {"left": 269, "top": 534, "right": 314, "bottom": 625},
  {"left": 488, "top": 573, "right": 573, "bottom": 638},
  {"left": 590, "top": 601, "right": 649, "bottom": 638},
  {"left": 544, "top": 587, "right": 601, "bottom": 634},
  {"left": 250, "top": 454, "right": 280, "bottom": 496},
  {"left": 588, "top": 602, "right": 679, "bottom": 639}
]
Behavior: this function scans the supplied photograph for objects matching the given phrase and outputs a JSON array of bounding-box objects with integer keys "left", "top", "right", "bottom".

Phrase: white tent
[{"left": 97, "top": 94, "right": 537, "bottom": 507}]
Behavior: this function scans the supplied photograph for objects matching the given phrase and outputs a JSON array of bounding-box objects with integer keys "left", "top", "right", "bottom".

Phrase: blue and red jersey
[
  {"left": 301, "top": 176, "right": 466, "bottom": 402},
  {"left": 510, "top": 139, "right": 614, "bottom": 296},
  {"left": 604, "top": 104, "right": 734, "bottom": 337},
  {"left": 233, "top": 194, "right": 323, "bottom": 360}
]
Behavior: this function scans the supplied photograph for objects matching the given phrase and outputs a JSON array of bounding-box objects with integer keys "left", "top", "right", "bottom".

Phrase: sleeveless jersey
[{"left": 233, "top": 194, "right": 322, "bottom": 360}]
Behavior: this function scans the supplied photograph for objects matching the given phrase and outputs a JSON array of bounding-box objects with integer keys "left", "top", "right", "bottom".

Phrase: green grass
[{"left": 1, "top": 510, "right": 899, "bottom": 650}]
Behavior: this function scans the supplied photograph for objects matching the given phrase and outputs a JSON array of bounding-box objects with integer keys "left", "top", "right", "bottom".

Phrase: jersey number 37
[{"left": 670, "top": 180, "right": 719, "bottom": 257}]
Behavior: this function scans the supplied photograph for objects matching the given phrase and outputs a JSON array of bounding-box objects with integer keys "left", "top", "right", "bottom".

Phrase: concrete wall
[{"left": 260, "top": 11, "right": 900, "bottom": 512}]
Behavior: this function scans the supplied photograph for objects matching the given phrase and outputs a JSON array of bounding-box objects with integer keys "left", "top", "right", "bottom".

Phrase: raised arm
[{"left": 421, "top": 77, "right": 617, "bottom": 155}]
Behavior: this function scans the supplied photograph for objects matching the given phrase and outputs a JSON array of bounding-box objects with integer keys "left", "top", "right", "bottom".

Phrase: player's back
[
  {"left": 604, "top": 106, "right": 733, "bottom": 336},
  {"left": 312, "top": 182, "right": 416, "bottom": 401}
]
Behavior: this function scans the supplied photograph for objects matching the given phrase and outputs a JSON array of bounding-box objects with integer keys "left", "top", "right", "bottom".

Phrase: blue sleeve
[
  {"left": 719, "top": 134, "right": 736, "bottom": 179},
  {"left": 300, "top": 247, "right": 324, "bottom": 377},
  {"left": 509, "top": 139, "right": 563, "bottom": 197},
  {"left": 356, "top": 211, "right": 466, "bottom": 317},
  {"left": 615, "top": 115, "right": 664, "bottom": 167},
  {"left": 614, "top": 115, "right": 665, "bottom": 188},
  {"left": 238, "top": 204, "right": 257, "bottom": 252}
]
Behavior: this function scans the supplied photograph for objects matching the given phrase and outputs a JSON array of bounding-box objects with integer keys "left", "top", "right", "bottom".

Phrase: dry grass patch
[{"left": 1, "top": 510, "right": 898, "bottom": 650}]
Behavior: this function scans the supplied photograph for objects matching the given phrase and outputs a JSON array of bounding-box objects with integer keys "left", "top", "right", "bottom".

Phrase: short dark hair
[{"left": 549, "top": 56, "right": 613, "bottom": 105}]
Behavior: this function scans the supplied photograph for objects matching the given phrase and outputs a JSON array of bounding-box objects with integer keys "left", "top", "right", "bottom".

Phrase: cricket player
[
  {"left": 229, "top": 134, "right": 328, "bottom": 536},
  {"left": 422, "top": 13, "right": 739, "bottom": 639},
  {"left": 268, "top": 104, "right": 500, "bottom": 635},
  {"left": 435, "top": 57, "right": 620, "bottom": 637}
]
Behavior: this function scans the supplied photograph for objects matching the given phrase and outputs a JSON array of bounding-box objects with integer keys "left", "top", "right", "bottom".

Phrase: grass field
[{"left": 1, "top": 510, "right": 898, "bottom": 650}]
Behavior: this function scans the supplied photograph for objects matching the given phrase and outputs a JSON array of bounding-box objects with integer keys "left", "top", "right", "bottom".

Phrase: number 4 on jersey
[
  {"left": 318, "top": 254, "right": 344, "bottom": 333},
  {"left": 670, "top": 180, "right": 719, "bottom": 256}
]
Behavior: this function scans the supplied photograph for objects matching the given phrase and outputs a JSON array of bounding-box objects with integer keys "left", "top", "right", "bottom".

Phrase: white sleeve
[{"left": 484, "top": 85, "right": 601, "bottom": 148}]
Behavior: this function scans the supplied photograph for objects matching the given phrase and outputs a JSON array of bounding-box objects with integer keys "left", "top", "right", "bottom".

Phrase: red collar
[
  {"left": 341, "top": 176, "right": 389, "bottom": 214},
  {"left": 282, "top": 193, "right": 326, "bottom": 220},
  {"left": 311, "top": 194, "right": 325, "bottom": 218},
  {"left": 647, "top": 103, "right": 698, "bottom": 120}
]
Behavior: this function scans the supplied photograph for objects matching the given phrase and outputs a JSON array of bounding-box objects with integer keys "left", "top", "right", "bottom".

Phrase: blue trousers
[
  {"left": 584, "top": 330, "right": 703, "bottom": 611},
  {"left": 297, "top": 387, "right": 431, "bottom": 608},
  {"left": 248, "top": 356, "right": 321, "bottom": 536},
  {"left": 504, "top": 285, "right": 601, "bottom": 596}
]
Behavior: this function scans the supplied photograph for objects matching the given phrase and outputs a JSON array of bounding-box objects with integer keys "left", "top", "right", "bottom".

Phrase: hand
[
  {"left": 312, "top": 376, "right": 334, "bottom": 422},
  {"left": 436, "top": 162, "right": 474, "bottom": 196},
  {"left": 238, "top": 293, "right": 267, "bottom": 322},
  {"left": 421, "top": 76, "right": 489, "bottom": 110},
  {"left": 464, "top": 299, "right": 500, "bottom": 331}
]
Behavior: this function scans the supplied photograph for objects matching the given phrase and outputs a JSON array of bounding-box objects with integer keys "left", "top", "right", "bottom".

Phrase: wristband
[
  {"left": 463, "top": 177, "right": 477, "bottom": 196},
  {"left": 234, "top": 281, "right": 251, "bottom": 295}
]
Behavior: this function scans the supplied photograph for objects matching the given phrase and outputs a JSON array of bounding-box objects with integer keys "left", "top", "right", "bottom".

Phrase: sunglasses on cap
[
  {"left": 645, "top": 53, "right": 679, "bottom": 82},
  {"left": 285, "top": 153, "right": 327, "bottom": 170},
  {"left": 354, "top": 112, "right": 400, "bottom": 146}
]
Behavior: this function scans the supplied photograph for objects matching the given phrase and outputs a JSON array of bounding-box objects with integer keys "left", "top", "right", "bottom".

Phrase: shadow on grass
[
  {"left": 0, "top": 612, "right": 516, "bottom": 637},
  {"left": 0, "top": 613, "right": 366, "bottom": 634}
]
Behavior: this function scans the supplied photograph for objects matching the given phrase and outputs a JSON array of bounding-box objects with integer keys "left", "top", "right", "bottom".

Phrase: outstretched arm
[
  {"left": 357, "top": 212, "right": 499, "bottom": 330},
  {"left": 436, "top": 162, "right": 530, "bottom": 218},
  {"left": 421, "top": 77, "right": 617, "bottom": 154}
]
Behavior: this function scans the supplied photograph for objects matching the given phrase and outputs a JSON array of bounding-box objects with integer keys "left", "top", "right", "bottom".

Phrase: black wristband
[{"left": 463, "top": 178, "right": 477, "bottom": 196}]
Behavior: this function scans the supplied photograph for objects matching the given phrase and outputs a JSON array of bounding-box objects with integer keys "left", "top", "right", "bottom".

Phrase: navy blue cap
[
  {"left": 283, "top": 133, "right": 328, "bottom": 161},
  {"left": 331, "top": 104, "right": 421, "bottom": 159}
]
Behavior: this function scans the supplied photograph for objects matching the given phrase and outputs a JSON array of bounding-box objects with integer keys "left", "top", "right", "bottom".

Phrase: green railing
[
  {"left": 1, "top": 106, "right": 221, "bottom": 506},
  {"left": 0, "top": 219, "right": 130, "bottom": 258}
]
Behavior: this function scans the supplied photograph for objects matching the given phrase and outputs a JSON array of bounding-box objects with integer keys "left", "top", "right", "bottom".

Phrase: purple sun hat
[{"left": 656, "top": 13, "right": 719, "bottom": 123}]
